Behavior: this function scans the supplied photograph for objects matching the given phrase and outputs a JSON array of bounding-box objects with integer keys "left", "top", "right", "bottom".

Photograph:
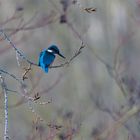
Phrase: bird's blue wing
[
  {"left": 39, "top": 51, "right": 55, "bottom": 73},
  {"left": 42, "top": 51, "right": 55, "bottom": 66},
  {"left": 38, "top": 52, "right": 43, "bottom": 66}
]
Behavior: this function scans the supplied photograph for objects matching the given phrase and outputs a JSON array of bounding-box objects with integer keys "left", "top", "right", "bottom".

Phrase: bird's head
[{"left": 47, "top": 45, "right": 65, "bottom": 59}]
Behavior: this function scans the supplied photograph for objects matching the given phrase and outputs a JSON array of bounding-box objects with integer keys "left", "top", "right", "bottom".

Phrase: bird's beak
[{"left": 58, "top": 53, "right": 65, "bottom": 59}]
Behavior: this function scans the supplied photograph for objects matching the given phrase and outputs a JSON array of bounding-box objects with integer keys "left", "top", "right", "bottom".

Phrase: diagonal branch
[
  {"left": 50, "top": 42, "right": 85, "bottom": 68},
  {"left": 0, "top": 29, "right": 37, "bottom": 66}
]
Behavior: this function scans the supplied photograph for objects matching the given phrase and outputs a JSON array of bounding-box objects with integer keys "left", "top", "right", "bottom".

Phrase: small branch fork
[{"left": 0, "top": 68, "right": 52, "bottom": 107}]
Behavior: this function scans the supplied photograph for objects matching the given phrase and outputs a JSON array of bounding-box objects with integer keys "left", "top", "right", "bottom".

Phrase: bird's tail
[{"left": 44, "top": 66, "right": 49, "bottom": 73}]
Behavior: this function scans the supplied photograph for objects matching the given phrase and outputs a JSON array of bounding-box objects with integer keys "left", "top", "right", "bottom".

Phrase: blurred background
[{"left": 0, "top": 0, "right": 140, "bottom": 140}]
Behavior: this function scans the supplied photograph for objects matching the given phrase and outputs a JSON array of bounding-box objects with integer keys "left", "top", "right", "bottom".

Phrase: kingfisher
[{"left": 38, "top": 45, "right": 65, "bottom": 73}]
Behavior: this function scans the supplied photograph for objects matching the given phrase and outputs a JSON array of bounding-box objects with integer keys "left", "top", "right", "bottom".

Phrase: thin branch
[
  {"left": 74, "top": 0, "right": 96, "bottom": 13},
  {"left": 0, "top": 69, "right": 34, "bottom": 101},
  {"left": 50, "top": 42, "right": 85, "bottom": 68},
  {"left": 0, "top": 68, "right": 23, "bottom": 84},
  {"left": 83, "top": 7, "right": 96, "bottom": 13},
  {"left": 9, "top": 73, "right": 62, "bottom": 108},
  {"left": 0, "top": 29, "right": 37, "bottom": 66},
  {"left": 0, "top": 75, "right": 9, "bottom": 140},
  {"left": 22, "top": 64, "right": 32, "bottom": 80}
]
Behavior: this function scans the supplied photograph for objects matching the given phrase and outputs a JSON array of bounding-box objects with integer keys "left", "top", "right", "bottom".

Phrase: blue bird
[{"left": 38, "top": 45, "right": 65, "bottom": 73}]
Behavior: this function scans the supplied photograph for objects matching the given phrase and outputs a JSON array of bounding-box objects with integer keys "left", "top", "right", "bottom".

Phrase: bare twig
[
  {"left": 50, "top": 42, "right": 85, "bottom": 68},
  {"left": 0, "top": 68, "right": 23, "bottom": 84},
  {"left": 0, "top": 75, "right": 9, "bottom": 140},
  {"left": 0, "top": 68, "right": 35, "bottom": 102},
  {"left": 0, "top": 29, "right": 37, "bottom": 66},
  {"left": 83, "top": 7, "right": 96, "bottom": 13},
  {"left": 72, "top": 0, "right": 96, "bottom": 13},
  {"left": 22, "top": 64, "right": 32, "bottom": 80}
]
